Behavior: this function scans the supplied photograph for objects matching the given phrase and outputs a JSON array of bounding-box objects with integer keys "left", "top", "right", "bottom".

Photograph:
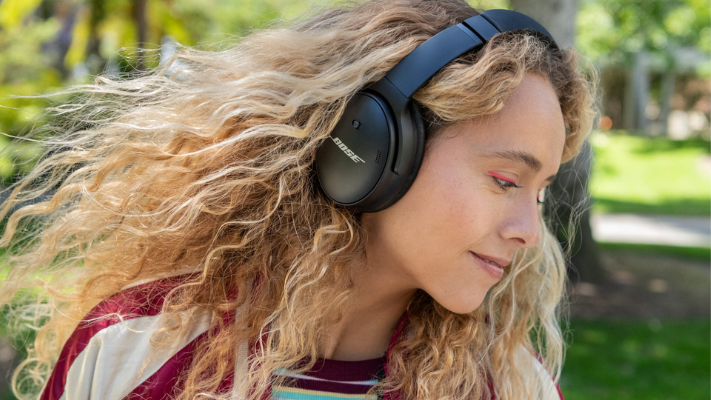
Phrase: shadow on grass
[{"left": 563, "top": 243, "right": 710, "bottom": 399}]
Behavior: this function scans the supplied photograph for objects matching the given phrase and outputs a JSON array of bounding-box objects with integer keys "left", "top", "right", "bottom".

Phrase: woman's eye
[
  {"left": 536, "top": 189, "right": 547, "bottom": 205},
  {"left": 492, "top": 176, "right": 546, "bottom": 205},
  {"left": 493, "top": 177, "right": 519, "bottom": 189}
]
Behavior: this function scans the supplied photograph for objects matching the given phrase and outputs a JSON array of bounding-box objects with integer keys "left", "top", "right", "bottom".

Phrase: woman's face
[{"left": 361, "top": 73, "right": 566, "bottom": 314}]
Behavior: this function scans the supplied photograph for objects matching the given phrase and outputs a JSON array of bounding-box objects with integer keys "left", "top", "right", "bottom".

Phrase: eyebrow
[{"left": 480, "top": 150, "right": 557, "bottom": 183}]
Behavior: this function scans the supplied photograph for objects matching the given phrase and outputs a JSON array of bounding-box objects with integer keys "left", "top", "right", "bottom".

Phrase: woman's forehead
[{"left": 432, "top": 74, "right": 566, "bottom": 169}]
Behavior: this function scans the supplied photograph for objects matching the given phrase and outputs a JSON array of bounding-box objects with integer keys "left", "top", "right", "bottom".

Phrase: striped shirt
[
  {"left": 271, "top": 356, "right": 386, "bottom": 399},
  {"left": 39, "top": 274, "right": 564, "bottom": 400}
]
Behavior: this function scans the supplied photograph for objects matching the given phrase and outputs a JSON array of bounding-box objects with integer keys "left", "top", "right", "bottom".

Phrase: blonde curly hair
[{"left": 0, "top": 0, "right": 598, "bottom": 398}]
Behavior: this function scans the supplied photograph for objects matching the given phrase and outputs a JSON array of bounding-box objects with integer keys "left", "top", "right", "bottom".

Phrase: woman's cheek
[{"left": 458, "top": 185, "right": 500, "bottom": 233}]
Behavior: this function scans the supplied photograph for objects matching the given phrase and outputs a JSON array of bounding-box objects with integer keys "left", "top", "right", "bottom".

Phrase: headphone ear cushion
[{"left": 378, "top": 100, "right": 426, "bottom": 210}]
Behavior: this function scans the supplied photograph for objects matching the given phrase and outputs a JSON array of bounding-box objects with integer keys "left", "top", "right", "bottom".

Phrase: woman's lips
[{"left": 470, "top": 251, "right": 505, "bottom": 280}]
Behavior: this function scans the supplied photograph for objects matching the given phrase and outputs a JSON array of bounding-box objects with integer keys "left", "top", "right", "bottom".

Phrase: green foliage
[
  {"left": 589, "top": 131, "right": 711, "bottom": 216},
  {"left": 0, "top": 2, "right": 63, "bottom": 185},
  {"left": 577, "top": 0, "right": 711, "bottom": 76},
  {"left": 468, "top": 0, "right": 511, "bottom": 10},
  {"left": 561, "top": 318, "right": 711, "bottom": 399},
  {"left": 0, "top": 0, "right": 44, "bottom": 31},
  {"left": 60, "top": 0, "right": 330, "bottom": 74},
  {"left": 0, "top": 0, "right": 326, "bottom": 186}
]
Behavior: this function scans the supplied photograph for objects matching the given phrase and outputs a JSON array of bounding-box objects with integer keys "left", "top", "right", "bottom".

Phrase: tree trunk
[
  {"left": 509, "top": 0, "right": 578, "bottom": 50},
  {"left": 543, "top": 141, "right": 604, "bottom": 284},
  {"left": 43, "top": 0, "right": 78, "bottom": 79},
  {"left": 86, "top": 0, "right": 106, "bottom": 75},
  {"left": 624, "top": 51, "right": 650, "bottom": 134},
  {"left": 510, "top": 0, "right": 605, "bottom": 284},
  {"left": 660, "top": 67, "right": 675, "bottom": 137},
  {"left": 133, "top": 0, "right": 147, "bottom": 71}
]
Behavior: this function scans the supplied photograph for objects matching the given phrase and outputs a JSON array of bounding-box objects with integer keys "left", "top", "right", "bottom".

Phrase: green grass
[
  {"left": 589, "top": 132, "right": 711, "bottom": 216},
  {"left": 561, "top": 318, "right": 711, "bottom": 400},
  {"left": 597, "top": 242, "right": 711, "bottom": 262}
]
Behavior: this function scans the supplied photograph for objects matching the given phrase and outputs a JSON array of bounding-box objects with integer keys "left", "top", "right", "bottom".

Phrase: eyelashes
[
  {"left": 492, "top": 176, "right": 520, "bottom": 189},
  {"left": 489, "top": 173, "right": 546, "bottom": 205}
]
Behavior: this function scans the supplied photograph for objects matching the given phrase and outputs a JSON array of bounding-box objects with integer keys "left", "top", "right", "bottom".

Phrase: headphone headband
[{"left": 382, "top": 10, "right": 558, "bottom": 101}]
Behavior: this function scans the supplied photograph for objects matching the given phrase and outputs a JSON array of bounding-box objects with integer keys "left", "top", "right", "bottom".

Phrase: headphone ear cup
[
  {"left": 315, "top": 92, "right": 426, "bottom": 213},
  {"left": 315, "top": 91, "right": 396, "bottom": 208}
]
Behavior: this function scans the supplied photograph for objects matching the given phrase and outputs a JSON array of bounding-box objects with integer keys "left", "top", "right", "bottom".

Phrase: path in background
[
  {"left": 591, "top": 213, "right": 710, "bottom": 248},
  {"left": 573, "top": 213, "right": 710, "bottom": 320}
]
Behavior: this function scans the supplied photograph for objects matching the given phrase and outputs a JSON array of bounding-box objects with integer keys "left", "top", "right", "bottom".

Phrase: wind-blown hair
[{"left": 0, "top": 0, "right": 599, "bottom": 398}]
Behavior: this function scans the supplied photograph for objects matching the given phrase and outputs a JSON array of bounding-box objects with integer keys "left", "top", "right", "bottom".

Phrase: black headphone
[{"left": 314, "top": 9, "right": 558, "bottom": 213}]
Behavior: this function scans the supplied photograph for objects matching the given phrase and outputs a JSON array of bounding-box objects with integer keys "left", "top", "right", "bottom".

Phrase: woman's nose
[{"left": 500, "top": 200, "right": 540, "bottom": 249}]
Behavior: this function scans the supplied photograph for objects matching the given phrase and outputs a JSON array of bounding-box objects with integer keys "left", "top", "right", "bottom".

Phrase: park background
[{"left": 0, "top": 0, "right": 708, "bottom": 399}]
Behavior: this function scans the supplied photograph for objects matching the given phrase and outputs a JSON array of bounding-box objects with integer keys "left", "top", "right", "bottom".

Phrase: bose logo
[{"left": 332, "top": 137, "right": 365, "bottom": 163}]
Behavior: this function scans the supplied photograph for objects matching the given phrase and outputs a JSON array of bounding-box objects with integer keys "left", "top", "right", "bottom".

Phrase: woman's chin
[{"left": 432, "top": 291, "right": 486, "bottom": 315}]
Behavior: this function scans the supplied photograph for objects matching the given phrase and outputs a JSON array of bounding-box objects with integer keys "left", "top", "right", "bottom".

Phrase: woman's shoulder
[
  {"left": 40, "top": 270, "right": 213, "bottom": 400},
  {"left": 84, "top": 269, "right": 202, "bottom": 322}
]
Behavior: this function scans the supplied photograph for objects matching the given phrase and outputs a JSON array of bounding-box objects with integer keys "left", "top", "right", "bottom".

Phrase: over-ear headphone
[{"left": 314, "top": 9, "right": 558, "bottom": 213}]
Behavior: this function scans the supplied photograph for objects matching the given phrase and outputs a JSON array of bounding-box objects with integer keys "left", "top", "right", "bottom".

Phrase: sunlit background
[{"left": 0, "top": 0, "right": 708, "bottom": 399}]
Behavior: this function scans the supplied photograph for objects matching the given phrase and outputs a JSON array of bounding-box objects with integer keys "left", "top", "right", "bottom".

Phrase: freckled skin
[{"left": 319, "top": 73, "right": 566, "bottom": 360}]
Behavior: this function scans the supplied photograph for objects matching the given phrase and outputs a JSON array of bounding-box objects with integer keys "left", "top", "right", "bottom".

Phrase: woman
[{"left": 0, "top": 0, "right": 598, "bottom": 399}]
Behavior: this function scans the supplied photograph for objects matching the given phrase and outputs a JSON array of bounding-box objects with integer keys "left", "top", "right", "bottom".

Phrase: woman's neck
[{"left": 317, "top": 266, "right": 416, "bottom": 361}]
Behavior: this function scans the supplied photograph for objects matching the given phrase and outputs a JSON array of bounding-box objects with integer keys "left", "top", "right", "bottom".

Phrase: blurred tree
[
  {"left": 0, "top": 0, "right": 323, "bottom": 186},
  {"left": 133, "top": 0, "right": 147, "bottom": 70},
  {"left": 577, "top": 0, "right": 710, "bottom": 65},
  {"left": 0, "top": 0, "right": 63, "bottom": 185},
  {"left": 62, "top": 0, "right": 328, "bottom": 76},
  {"left": 510, "top": 0, "right": 578, "bottom": 49},
  {"left": 577, "top": 0, "right": 710, "bottom": 133},
  {"left": 42, "top": 0, "right": 79, "bottom": 79}
]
